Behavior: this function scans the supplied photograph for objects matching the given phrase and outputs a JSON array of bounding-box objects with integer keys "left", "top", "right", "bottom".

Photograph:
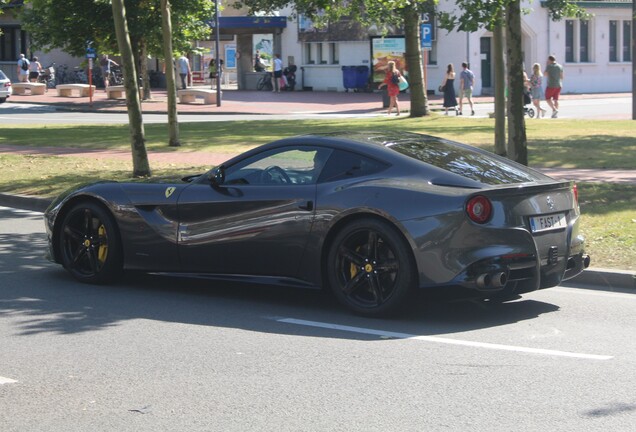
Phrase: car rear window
[
  {"left": 0, "top": 70, "right": 7, "bottom": 80},
  {"left": 386, "top": 138, "right": 545, "bottom": 185}
]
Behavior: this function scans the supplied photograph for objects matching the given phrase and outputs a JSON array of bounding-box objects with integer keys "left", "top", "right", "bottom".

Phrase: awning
[{"left": 206, "top": 16, "right": 287, "bottom": 35}]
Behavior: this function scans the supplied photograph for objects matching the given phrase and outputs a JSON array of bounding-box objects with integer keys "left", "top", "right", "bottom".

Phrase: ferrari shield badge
[{"left": 165, "top": 187, "right": 176, "bottom": 198}]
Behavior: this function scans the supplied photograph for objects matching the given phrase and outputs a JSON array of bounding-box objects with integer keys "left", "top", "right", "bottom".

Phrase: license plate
[{"left": 529, "top": 213, "right": 567, "bottom": 233}]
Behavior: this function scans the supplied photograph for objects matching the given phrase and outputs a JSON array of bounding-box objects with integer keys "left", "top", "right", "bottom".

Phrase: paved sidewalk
[{"left": 5, "top": 86, "right": 632, "bottom": 117}]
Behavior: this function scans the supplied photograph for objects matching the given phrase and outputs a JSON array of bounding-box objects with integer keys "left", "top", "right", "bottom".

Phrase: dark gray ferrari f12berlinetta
[{"left": 45, "top": 131, "right": 589, "bottom": 316}]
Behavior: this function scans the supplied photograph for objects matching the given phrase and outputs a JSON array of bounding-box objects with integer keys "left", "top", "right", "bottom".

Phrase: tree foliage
[
  {"left": 439, "top": 0, "right": 588, "bottom": 165},
  {"left": 20, "top": 0, "right": 215, "bottom": 58}
]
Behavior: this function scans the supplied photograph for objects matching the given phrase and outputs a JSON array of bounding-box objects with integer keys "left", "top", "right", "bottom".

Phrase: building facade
[{"left": 1, "top": 1, "right": 632, "bottom": 95}]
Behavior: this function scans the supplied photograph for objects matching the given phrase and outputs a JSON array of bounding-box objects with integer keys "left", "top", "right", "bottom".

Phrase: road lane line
[
  {"left": 0, "top": 376, "right": 17, "bottom": 384},
  {"left": 277, "top": 318, "right": 613, "bottom": 361}
]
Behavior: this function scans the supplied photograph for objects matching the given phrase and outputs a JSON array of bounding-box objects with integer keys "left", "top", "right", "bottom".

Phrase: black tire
[
  {"left": 327, "top": 218, "right": 416, "bottom": 317},
  {"left": 527, "top": 107, "right": 535, "bottom": 118},
  {"left": 58, "top": 201, "right": 123, "bottom": 284},
  {"left": 0, "top": 97, "right": 6, "bottom": 104}
]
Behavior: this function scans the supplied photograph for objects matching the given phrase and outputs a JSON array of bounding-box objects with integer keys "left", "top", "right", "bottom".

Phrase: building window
[
  {"left": 623, "top": 21, "right": 631, "bottom": 62},
  {"left": 0, "top": 27, "right": 28, "bottom": 62},
  {"left": 579, "top": 20, "right": 589, "bottom": 62},
  {"left": 329, "top": 43, "right": 339, "bottom": 64},
  {"left": 610, "top": 20, "right": 632, "bottom": 63},
  {"left": 305, "top": 43, "right": 314, "bottom": 64},
  {"left": 305, "top": 42, "right": 341, "bottom": 65},
  {"left": 609, "top": 20, "right": 618, "bottom": 62},
  {"left": 565, "top": 19, "right": 592, "bottom": 63},
  {"left": 317, "top": 43, "right": 325, "bottom": 64}
]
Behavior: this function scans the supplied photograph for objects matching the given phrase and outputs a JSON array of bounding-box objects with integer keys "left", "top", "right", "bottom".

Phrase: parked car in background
[{"left": 0, "top": 70, "right": 12, "bottom": 103}]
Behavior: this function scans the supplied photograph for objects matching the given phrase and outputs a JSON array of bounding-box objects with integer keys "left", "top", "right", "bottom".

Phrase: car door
[{"left": 177, "top": 145, "right": 331, "bottom": 279}]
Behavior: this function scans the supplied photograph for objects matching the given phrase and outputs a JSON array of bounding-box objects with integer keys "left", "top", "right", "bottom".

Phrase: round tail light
[{"left": 466, "top": 195, "right": 492, "bottom": 224}]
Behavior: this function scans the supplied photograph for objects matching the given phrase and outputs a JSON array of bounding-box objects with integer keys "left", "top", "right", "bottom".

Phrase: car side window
[
  {"left": 224, "top": 146, "right": 333, "bottom": 186},
  {"left": 318, "top": 150, "right": 388, "bottom": 183}
]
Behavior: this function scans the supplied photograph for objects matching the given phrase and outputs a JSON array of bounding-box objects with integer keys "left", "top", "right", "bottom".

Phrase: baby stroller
[
  {"left": 282, "top": 65, "right": 297, "bottom": 91},
  {"left": 523, "top": 89, "right": 535, "bottom": 118}
]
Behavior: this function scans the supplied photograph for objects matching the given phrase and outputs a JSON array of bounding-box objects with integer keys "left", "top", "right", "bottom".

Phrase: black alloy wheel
[
  {"left": 58, "top": 202, "right": 122, "bottom": 284},
  {"left": 327, "top": 218, "right": 415, "bottom": 317}
]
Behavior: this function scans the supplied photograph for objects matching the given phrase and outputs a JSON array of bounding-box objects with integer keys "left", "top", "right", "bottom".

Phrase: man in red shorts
[{"left": 544, "top": 55, "right": 563, "bottom": 118}]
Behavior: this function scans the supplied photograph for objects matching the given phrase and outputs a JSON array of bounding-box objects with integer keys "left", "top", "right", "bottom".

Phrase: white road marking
[
  {"left": 277, "top": 318, "right": 613, "bottom": 361},
  {"left": 0, "top": 206, "right": 42, "bottom": 216},
  {"left": 0, "top": 376, "right": 17, "bottom": 385},
  {"left": 552, "top": 287, "right": 636, "bottom": 300}
]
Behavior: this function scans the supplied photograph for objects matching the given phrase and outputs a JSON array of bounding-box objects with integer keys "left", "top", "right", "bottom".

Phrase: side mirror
[{"left": 209, "top": 166, "right": 226, "bottom": 187}]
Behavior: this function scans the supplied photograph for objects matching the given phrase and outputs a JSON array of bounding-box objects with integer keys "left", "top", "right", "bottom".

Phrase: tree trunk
[
  {"left": 112, "top": 0, "right": 150, "bottom": 177},
  {"left": 403, "top": 7, "right": 429, "bottom": 117},
  {"left": 161, "top": 0, "right": 180, "bottom": 147},
  {"left": 140, "top": 38, "right": 152, "bottom": 100},
  {"left": 493, "top": 15, "right": 506, "bottom": 156},
  {"left": 505, "top": 0, "right": 527, "bottom": 165}
]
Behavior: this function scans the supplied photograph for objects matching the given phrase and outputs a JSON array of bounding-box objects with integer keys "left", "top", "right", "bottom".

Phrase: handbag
[
  {"left": 398, "top": 75, "right": 409, "bottom": 91},
  {"left": 438, "top": 84, "right": 445, "bottom": 92}
]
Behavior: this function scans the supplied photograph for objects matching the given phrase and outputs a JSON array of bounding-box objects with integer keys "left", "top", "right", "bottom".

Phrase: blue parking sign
[{"left": 421, "top": 24, "right": 432, "bottom": 50}]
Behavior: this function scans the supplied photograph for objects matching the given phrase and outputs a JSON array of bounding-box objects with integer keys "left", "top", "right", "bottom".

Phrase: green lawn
[{"left": 1, "top": 116, "right": 634, "bottom": 270}]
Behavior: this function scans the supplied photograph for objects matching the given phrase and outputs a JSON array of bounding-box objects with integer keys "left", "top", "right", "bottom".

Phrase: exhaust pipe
[
  {"left": 583, "top": 254, "right": 591, "bottom": 269},
  {"left": 476, "top": 272, "right": 508, "bottom": 289},
  {"left": 490, "top": 272, "right": 507, "bottom": 288}
]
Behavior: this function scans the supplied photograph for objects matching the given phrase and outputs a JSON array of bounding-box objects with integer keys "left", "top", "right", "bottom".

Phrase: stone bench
[
  {"left": 56, "top": 84, "right": 95, "bottom": 97},
  {"left": 12, "top": 82, "right": 46, "bottom": 96},
  {"left": 177, "top": 88, "right": 219, "bottom": 105},
  {"left": 106, "top": 85, "right": 143, "bottom": 99}
]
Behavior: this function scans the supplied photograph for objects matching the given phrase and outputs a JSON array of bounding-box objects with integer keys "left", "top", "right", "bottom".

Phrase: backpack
[
  {"left": 391, "top": 72, "right": 399, "bottom": 85},
  {"left": 21, "top": 59, "right": 29, "bottom": 71}
]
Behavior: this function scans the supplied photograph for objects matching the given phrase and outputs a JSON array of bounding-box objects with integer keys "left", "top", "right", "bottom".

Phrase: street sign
[
  {"left": 421, "top": 24, "right": 432, "bottom": 50},
  {"left": 86, "top": 47, "right": 96, "bottom": 59}
]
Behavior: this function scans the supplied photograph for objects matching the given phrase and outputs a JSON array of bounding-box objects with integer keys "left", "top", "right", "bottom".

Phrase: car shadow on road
[{"left": 1, "top": 230, "right": 560, "bottom": 340}]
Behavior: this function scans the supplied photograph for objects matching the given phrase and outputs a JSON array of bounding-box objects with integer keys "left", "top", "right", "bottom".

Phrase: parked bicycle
[{"left": 256, "top": 71, "right": 273, "bottom": 91}]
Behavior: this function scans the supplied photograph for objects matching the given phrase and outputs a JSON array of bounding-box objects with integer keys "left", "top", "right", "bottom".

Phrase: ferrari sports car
[{"left": 45, "top": 131, "right": 589, "bottom": 316}]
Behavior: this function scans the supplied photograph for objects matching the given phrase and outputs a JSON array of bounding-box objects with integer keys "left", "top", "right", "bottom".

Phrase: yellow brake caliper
[
  {"left": 97, "top": 225, "right": 108, "bottom": 264},
  {"left": 350, "top": 246, "right": 361, "bottom": 279}
]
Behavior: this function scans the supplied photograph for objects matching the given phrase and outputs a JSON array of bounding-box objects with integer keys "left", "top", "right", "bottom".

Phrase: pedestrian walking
[
  {"left": 272, "top": 54, "right": 283, "bottom": 93},
  {"left": 377, "top": 60, "right": 402, "bottom": 116},
  {"left": 544, "top": 55, "right": 563, "bottom": 118},
  {"left": 177, "top": 54, "right": 191, "bottom": 90},
  {"left": 29, "top": 57, "right": 43, "bottom": 83},
  {"left": 441, "top": 63, "right": 458, "bottom": 115},
  {"left": 17, "top": 54, "right": 30, "bottom": 83},
  {"left": 530, "top": 63, "right": 547, "bottom": 118},
  {"left": 458, "top": 62, "right": 475, "bottom": 116},
  {"left": 100, "top": 55, "right": 119, "bottom": 90}
]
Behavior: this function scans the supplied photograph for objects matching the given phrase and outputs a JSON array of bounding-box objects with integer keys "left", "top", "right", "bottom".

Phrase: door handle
[{"left": 298, "top": 201, "right": 314, "bottom": 211}]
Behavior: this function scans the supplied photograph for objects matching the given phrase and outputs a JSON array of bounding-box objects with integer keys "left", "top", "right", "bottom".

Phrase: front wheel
[
  {"left": 327, "top": 218, "right": 416, "bottom": 317},
  {"left": 58, "top": 201, "right": 122, "bottom": 284}
]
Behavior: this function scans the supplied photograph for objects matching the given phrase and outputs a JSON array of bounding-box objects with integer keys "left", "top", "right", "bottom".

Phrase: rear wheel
[
  {"left": 58, "top": 202, "right": 122, "bottom": 284},
  {"left": 327, "top": 218, "right": 416, "bottom": 317}
]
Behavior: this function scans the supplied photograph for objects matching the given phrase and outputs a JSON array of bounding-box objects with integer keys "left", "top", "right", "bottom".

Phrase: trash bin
[
  {"left": 381, "top": 87, "right": 390, "bottom": 108},
  {"left": 355, "top": 66, "right": 369, "bottom": 90},
  {"left": 341, "top": 66, "right": 356, "bottom": 92}
]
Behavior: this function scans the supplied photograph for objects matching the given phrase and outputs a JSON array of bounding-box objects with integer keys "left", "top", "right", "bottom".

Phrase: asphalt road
[
  {"left": 2, "top": 206, "right": 636, "bottom": 431},
  {"left": 0, "top": 96, "right": 631, "bottom": 124}
]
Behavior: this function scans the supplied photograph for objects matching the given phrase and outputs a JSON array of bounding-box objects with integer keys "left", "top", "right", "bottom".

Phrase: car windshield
[{"left": 384, "top": 136, "right": 545, "bottom": 185}]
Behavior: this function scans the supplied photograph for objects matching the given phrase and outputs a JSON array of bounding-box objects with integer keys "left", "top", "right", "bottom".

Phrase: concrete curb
[
  {"left": 1, "top": 192, "right": 634, "bottom": 291},
  {"left": 569, "top": 267, "right": 636, "bottom": 291},
  {"left": 0, "top": 193, "right": 51, "bottom": 212}
]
